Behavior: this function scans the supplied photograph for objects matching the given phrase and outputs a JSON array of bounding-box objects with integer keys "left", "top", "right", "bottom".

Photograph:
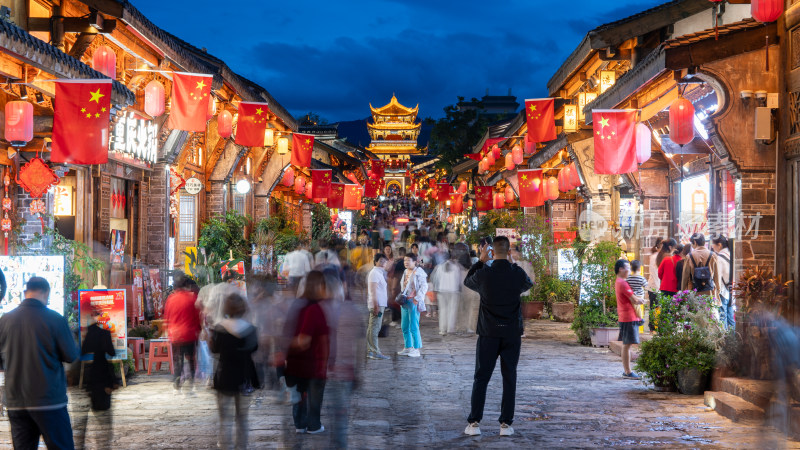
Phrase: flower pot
[
  {"left": 551, "top": 302, "right": 575, "bottom": 322},
  {"left": 523, "top": 301, "right": 544, "bottom": 320},
  {"left": 677, "top": 368, "right": 709, "bottom": 395},
  {"left": 652, "top": 381, "right": 677, "bottom": 392},
  {"left": 589, "top": 327, "right": 619, "bottom": 347}
]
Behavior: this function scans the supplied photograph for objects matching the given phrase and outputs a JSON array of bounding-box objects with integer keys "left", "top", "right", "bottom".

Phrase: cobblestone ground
[{"left": 1, "top": 319, "right": 798, "bottom": 449}]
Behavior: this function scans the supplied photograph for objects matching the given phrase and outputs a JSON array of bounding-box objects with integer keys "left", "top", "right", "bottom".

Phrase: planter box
[
  {"left": 590, "top": 327, "right": 619, "bottom": 347},
  {"left": 551, "top": 302, "right": 575, "bottom": 322},
  {"left": 523, "top": 301, "right": 544, "bottom": 320}
]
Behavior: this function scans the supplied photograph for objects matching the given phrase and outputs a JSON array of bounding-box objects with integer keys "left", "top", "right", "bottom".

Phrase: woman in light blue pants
[{"left": 398, "top": 254, "right": 427, "bottom": 358}]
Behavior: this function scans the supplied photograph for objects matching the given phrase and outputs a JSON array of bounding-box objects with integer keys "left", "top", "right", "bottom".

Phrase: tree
[
  {"left": 298, "top": 112, "right": 329, "bottom": 126},
  {"left": 427, "top": 97, "right": 493, "bottom": 169}
]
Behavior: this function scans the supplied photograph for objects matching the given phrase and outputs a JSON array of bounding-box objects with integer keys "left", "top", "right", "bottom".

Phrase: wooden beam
[
  {"left": 665, "top": 23, "right": 778, "bottom": 70},
  {"left": 28, "top": 17, "right": 116, "bottom": 34},
  {"left": 68, "top": 32, "right": 97, "bottom": 59},
  {"left": 75, "top": 0, "right": 125, "bottom": 18},
  {"left": 600, "top": 48, "right": 632, "bottom": 61}
]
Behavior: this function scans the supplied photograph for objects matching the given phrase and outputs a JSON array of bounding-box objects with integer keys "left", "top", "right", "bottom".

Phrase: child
[
  {"left": 614, "top": 259, "right": 645, "bottom": 380},
  {"left": 626, "top": 260, "right": 647, "bottom": 332}
]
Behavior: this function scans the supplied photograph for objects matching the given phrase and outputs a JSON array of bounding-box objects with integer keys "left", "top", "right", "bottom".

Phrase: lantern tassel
[
  {"left": 765, "top": 32, "right": 770, "bottom": 72},
  {"left": 3, "top": 235, "right": 7, "bottom": 256}
]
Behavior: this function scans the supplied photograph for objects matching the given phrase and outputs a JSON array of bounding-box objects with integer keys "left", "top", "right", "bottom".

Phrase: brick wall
[
  {"left": 14, "top": 188, "right": 54, "bottom": 250},
  {"left": 207, "top": 181, "right": 226, "bottom": 217},
  {"left": 551, "top": 200, "right": 577, "bottom": 231},
  {"left": 142, "top": 164, "right": 167, "bottom": 266},
  {"left": 639, "top": 197, "right": 671, "bottom": 282},
  {"left": 254, "top": 195, "right": 269, "bottom": 222},
  {"left": 737, "top": 171, "right": 775, "bottom": 273}
]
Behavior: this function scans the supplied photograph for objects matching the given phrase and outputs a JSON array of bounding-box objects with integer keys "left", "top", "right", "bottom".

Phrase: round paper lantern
[
  {"left": 92, "top": 45, "right": 116, "bottom": 79},
  {"left": 277, "top": 137, "right": 289, "bottom": 155},
  {"left": 294, "top": 177, "right": 305, "bottom": 195},
  {"left": 568, "top": 162, "right": 581, "bottom": 188},
  {"left": 305, "top": 182, "right": 313, "bottom": 199},
  {"left": 459, "top": 180, "right": 468, "bottom": 194},
  {"left": 467, "top": 199, "right": 473, "bottom": 208},
  {"left": 492, "top": 145, "right": 502, "bottom": 160},
  {"left": 264, "top": 129, "right": 275, "bottom": 147},
  {"left": 504, "top": 185, "right": 515, "bottom": 203},
  {"left": 669, "top": 97, "right": 695, "bottom": 146},
  {"left": 486, "top": 152, "right": 496, "bottom": 166},
  {"left": 752, "top": 0, "right": 783, "bottom": 23},
  {"left": 5, "top": 101, "right": 33, "bottom": 146},
  {"left": 217, "top": 110, "right": 233, "bottom": 138},
  {"left": 207, "top": 96, "right": 216, "bottom": 121},
  {"left": 144, "top": 80, "right": 165, "bottom": 117},
  {"left": 636, "top": 122, "right": 652, "bottom": 164},
  {"left": 367, "top": 169, "right": 374, "bottom": 179},
  {"left": 282, "top": 167, "right": 295, "bottom": 187},
  {"left": 346, "top": 172, "right": 359, "bottom": 184},
  {"left": 494, "top": 193, "right": 505, "bottom": 209},
  {"left": 545, "top": 177, "right": 559, "bottom": 201},
  {"left": 559, "top": 166, "right": 571, "bottom": 192},
  {"left": 505, "top": 153, "right": 515, "bottom": 171},
  {"left": 512, "top": 145, "right": 523, "bottom": 165}
]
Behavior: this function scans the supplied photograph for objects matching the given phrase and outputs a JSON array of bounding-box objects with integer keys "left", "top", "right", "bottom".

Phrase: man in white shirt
[
  {"left": 315, "top": 240, "right": 341, "bottom": 267},
  {"left": 366, "top": 253, "right": 390, "bottom": 360},
  {"left": 283, "top": 246, "right": 311, "bottom": 289}
]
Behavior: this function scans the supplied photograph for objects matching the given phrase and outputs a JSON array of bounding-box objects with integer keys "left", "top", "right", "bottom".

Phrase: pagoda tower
[{"left": 366, "top": 95, "right": 425, "bottom": 160}]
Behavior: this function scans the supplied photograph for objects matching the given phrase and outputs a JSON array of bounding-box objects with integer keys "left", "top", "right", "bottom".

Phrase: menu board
[
  {"left": 79, "top": 289, "right": 127, "bottom": 360},
  {"left": 0, "top": 256, "right": 65, "bottom": 316}
]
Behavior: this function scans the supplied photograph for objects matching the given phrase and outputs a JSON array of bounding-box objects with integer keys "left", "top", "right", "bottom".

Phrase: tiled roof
[
  {"left": 664, "top": 18, "right": 762, "bottom": 49},
  {"left": 591, "top": 0, "right": 692, "bottom": 34},
  {"left": 0, "top": 18, "right": 134, "bottom": 104}
]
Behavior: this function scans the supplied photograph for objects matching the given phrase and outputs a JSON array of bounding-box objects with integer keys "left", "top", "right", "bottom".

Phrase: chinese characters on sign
[
  {"left": 110, "top": 112, "right": 158, "bottom": 164},
  {"left": 79, "top": 289, "right": 127, "bottom": 360},
  {"left": 184, "top": 177, "right": 203, "bottom": 195}
]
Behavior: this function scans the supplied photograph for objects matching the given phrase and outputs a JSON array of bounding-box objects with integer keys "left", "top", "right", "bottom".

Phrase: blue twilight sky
[{"left": 130, "top": 0, "right": 664, "bottom": 122}]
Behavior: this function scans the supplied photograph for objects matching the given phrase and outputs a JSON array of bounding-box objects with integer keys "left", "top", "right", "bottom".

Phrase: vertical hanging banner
[
  {"left": 327, "top": 183, "right": 345, "bottom": 209},
  {"left": 311, "top": 169, "right": 332, "bottom": 199},
  {"left": 518, "top": 169, "right": 545, "bottom": 207},
  {"left": 449, "top": 193, "right": 464, "bottom": 214},
  {"left": 364, "top": 179, "right": 381, "bottom": 198},
  {"left": 525, "top": 98, "right": 557, "bottom": 143},
  {"left": 592, "top": 109, "right": 638, "bottom": 175},
  {"left": 51, "top": 80, "right": 112, "bottom": 164},
  {"left": 291, "top": 133, "right": 314, "bottom": 168},
  {"left": 167, "top": 72, "right": 213, "bottom": 132},
  {"left": 475, "top": 186, "right": 493, "bottom": 212},
  {"left": 234, "top": 102, "right": 270, "bottom": 147}
]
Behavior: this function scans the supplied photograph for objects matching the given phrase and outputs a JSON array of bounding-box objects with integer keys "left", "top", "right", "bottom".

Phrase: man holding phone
[
  {"left": 366, "top": 253, "right": 390, "bottom": 360},
  {"left": 463, "top": 236, "right": 533, "bottom": 437}
]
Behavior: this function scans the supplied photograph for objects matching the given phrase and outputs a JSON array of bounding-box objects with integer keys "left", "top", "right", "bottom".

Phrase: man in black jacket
[
  {"left": 463, "top": 236, "right": 533, "bottom": 437},
  {"left": 0, "top": 277, "right": 79, "bottom": 449}
]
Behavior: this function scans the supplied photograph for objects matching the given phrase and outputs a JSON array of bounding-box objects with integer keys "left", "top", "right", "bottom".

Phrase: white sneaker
[
  {"left": 464, "top": 422, "right": 481, "bottom": 436},
  {"left": 397, "top": 348, "right": 411, "bottom": 356},
  {"left": 172, "top": 387, "right": 181, "bottom": 396},
  {"left": 307, "top": 425, "right": 325, "bottom": 434},
  {"left": 500, "top": 424, "right": 514, "bottom": 436},
  {"left": 408, "top": 349, "right": 421, "bottom": 358}
]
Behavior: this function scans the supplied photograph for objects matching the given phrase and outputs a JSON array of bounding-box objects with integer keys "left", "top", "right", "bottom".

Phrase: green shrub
[
  {"left": 198, "top": 210, "right": 251, "bottom": 262},
  {"left": 571, "top": 300, "right": 619, "bottom": 345}
]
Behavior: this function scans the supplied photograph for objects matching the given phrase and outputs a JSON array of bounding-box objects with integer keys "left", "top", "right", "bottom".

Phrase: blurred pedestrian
[
  {"left": 284, "top": 245, "right": 312, "bottom": 290},
  {"left": 398, "top": 254, "right": 427, "bottom": 358},
  {"left": 0, "top": 277, "right": 79, "bottom": 449},
  {"left": 712, "top": 235, "right": 734, "bottom": 329},
  {"left": 209, "top": 293, "right": 259, "bottom": 450},
  {"left": 367, "top": 254, "right": 390, "bottom": 360},
  {"left": 430, "top": 253, "right": 462, "bottom": 336},
  {"left": 163, "top": 274, "right": 202, "bottom": 394},
  {"left": 316, "top": 240, "right": 341, "bottom": 267}
]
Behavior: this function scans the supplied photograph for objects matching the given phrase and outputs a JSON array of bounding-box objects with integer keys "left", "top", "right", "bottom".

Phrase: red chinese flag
[
  {"left": 525, "top": 98, "right": 557, "bottom": 143},
  {"left": 593, "top": 110, "right": 638, "bottom": 175},
  {"left": 234, "top": 102, "right": 270, "bottom": 147},
  {"left": 167, "top": 73, "right": 213, "bottom": 132},
  {"left": 292, "top": 133, "right": 314, "bottom": 168},
  {"left": 364, "top": 180, "right": 380, "bottom": 198},
  {"left": 475, "top": 186, "right": 493, "bottom": 212},
  {"left": 51, "top": 80, "right": 112, "bottom": 164},
  {"left": 371, "top": 160, "right": 385, "bottom": 178},
  {"left": 311, "top": 169, "right": 332, "bottom": 199},
  {"left": 518, "top": 169, "right": 545, "bottom": 207},
  {"left": 327, "top": 183, "right": 345, "bottom": 209},
  {"left": 343, "top": 184, "right": 362, "bottom": 210},
  {"left": 465, "top": 153, "right": 482, "bottom": 161},
  {"left": 449, "top": 193, "right": 464, "bottom": 214},
  {"left": 437, "top": 183, "right": 451, "bottom": 201},
  {"left": 481, "top": 137, "right": 507, "bottom": 155}
]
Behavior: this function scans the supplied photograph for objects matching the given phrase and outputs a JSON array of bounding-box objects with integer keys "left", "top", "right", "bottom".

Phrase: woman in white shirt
[
  {"left": 646, "top": 237, "right": 663, "bottom": 332},
  {"left": 430, "top": 255, "right": 463, "bottom": 336},
  {"left": 397, "top": 253, "right": 428, "bottom": 357}
]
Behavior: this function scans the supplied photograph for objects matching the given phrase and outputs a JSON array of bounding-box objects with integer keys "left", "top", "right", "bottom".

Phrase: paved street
[{"left": 1, "top": 319, "right": 797, "bottom": 449}]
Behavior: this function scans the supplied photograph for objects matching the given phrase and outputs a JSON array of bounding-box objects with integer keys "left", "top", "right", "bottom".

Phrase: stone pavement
[{"left": 1, "top": 318, "right": 798, "bottom": 449}]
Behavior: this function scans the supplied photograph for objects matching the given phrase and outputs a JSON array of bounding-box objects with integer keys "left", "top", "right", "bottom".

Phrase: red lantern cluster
[
  {"left": 459, "top": 180, "right": 468, "bottom": 194},
  {"left": 144, "top": 80, "right": 165, "bottom": 117},
  {"left": 669, "top": 97, "right": 695, "bottom": 146},
  {"left": 294, "top": 176, "right": 306, "bottom": 195}
]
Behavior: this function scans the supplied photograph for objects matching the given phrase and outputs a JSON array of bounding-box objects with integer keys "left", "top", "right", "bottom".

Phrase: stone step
[
  {"left": 609, "top": 341, "right": 640, "bottom": 361},
  {"left": 719, "top": 377, "right": 774, "bottom": 410},
  {"left": 704, "top": 391, "right": 765, "bottom": 423}
]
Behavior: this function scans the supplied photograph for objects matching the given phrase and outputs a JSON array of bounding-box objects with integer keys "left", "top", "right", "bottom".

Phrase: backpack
[{"left": 690, "top": 254, "right": 715, "bottom": 292}]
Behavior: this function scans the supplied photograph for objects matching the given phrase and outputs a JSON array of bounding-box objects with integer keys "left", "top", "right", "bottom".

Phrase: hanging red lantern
[
  {"left": 568, "top": 162, "right": 581, "bottom": 189},
  {"left": 559, "top": 166, "right": 571, "bottom": 192},
  {"left": 144, "top": 80, "right": 165, "bottom": 117},
  {"left": 752, "top": 0, "right": 783, "bottom": 23},
  {"left": 669, "top": 97, "right": 695, "bottom": 146},
  {"left": 92, "top": 45, "right": 116, "bottom": 79},
  {"left": 459, "top": 180, "right": 468, "bottom": 194},
  {"left": 346, "top": 172, "right": 359, "bottom": 185},
  {"left": 447, "top": 216, "right": 453, "bottom": 223},
  {"left": 636, "top": 123, "right": 652, "bottom": 164},
  {"left": 524, "top": 134, "right": 535, "bottom": 156},
  {"left": 305, "top": 181, "right": 313, "bottom": 199},
  {"left": 492, "top": 145, "right": 502, "bottom": 160},
  {"left": 294, "top": 176, "right": 305, "bottom": 195},
  {"left": 467, "top": 199, "right": 473, "bottom": 208},
  {"left": 504, "top": 185, "right": 515, "bottom": 203},
  {"left": 512, "top": 145, "right": 523, "bottom": 165},
  {"left": 4, "top": 101, "right": 33, "bottom": 146},
  {"left": 504, "top": 153, "right": 515, "bottom": 171},
  {"left": 217, "top": 110, "right": 233, "bottom": 138},
  {"left": 486, "top": 152, "right": 496, "bottom": 166},
  {"left": 281, "top": 167, "right": 294, "bottom": 187},
  {"left": 494, "top": 192, "right": 505, "bottom": 209},
  {"left": 545, "top": 177, "right": 559, "bottom": 201}
]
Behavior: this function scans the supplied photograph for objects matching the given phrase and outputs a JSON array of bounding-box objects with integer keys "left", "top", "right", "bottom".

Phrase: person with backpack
[
  {"left": 681, "top": 233, "right": 719, "bottom": 301},
  {"left": 712, "top": 235, "right": 734, "bottom": 329}
]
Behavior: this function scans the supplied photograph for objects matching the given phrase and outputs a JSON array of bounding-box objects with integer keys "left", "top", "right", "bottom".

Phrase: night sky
[{"left": 131, "top": 0, "right": 664, "bottom": 122}]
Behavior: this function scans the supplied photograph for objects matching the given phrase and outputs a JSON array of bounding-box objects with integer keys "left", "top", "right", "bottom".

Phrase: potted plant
[
  {"left": 571, "top": 300, "right": 619, "bottom": 346},
  {"left": 636, "top": 333, "right": 680, "bottom": 391},
  {"left": 551, "top": 279, "right": 578, "bottom": 323},
  {"left": 568, "top": 240, "right": 622, "bottom": 345},
  {"left": 521, "top": 292, "right": 544, "bottom": 320}
]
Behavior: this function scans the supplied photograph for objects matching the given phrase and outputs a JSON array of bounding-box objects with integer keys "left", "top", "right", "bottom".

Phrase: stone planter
[
  {"left": 551, "top": 302, "right": 575, "bottom": 322},
  {"left": 590, "top": 327, "right": 619, "bottom": 347},
  {"left": 522, "top": 301, "right": 544, "bottom": 320},
  {"left": 677, "top": 368, "right": 709, "bottom": 395}
]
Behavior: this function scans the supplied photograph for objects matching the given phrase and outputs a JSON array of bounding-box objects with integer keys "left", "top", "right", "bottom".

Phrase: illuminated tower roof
[{"left": 366, "top": 95, "right": 426, "bottom": 159}]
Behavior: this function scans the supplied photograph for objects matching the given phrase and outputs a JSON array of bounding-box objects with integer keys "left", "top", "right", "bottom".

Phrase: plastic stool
[
  {"left": 127, "top": 337, "right": 146, "bottom": 372},
  {"left": 147, "top": 339, "right": 174, "bottom": 375}
]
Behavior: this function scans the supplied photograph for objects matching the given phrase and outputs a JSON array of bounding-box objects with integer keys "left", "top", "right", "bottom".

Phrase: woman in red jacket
[{"left": 657, "top": 239, "right": 679, "bottom": 296}]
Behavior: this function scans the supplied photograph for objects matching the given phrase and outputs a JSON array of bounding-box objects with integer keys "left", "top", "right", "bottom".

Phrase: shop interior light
[
  {"left": 264, "top": 128, "right": 275, "bottom": 147},
  {"left": 277, "top": 136, "right": 289, "bottom": 155},
  {"left": 235, "top": 179, "right": 251, "bottom": 194}
]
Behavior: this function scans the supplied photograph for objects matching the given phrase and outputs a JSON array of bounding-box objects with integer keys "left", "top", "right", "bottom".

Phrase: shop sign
[
  {"left": 79, "top": 289, "right": 127, "bottom": 360},
  {"left": 184, "top": 177, "right": 203, "bottom": 195},
  {"left": 110, "top": 112, "right": 158, "bottom": 164}
]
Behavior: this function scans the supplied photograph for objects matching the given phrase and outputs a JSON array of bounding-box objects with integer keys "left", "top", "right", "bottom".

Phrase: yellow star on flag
[
  {"left": 305, "top": 139, "right": 311, "bottom": 145},
  {"left": 529, "top": 104, "right": 537, "bottom": 112},
  {"left": 89, "top": 89, "right": 105, "bottom": 103},
  {"left": 196, "top": 80, "right": 207, "bottom": 90},
  {"left": 521, "top": 174, "right": 528, "bottom": 180},
  {"left": 599, "top": 117, "right": 610, "bottom": 128},
  {"left": 81, "top": 108, "right": 86, "bottom": 113},
  {"left": 255, "top": 107, "right": 263, "bottom": 115},
  {"left": 86, "top": 113, "right": 91, "bottom": 118},
  {"left": 101, "top": 107, "right": 106, "bottom": 112},
  {"left": 95, "top": 113, "right": 100, "bottom": 118}
]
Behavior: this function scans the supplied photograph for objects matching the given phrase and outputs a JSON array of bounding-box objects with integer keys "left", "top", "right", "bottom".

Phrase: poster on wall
[
  {"left": 0, "top": 256, "right": 65, "bottom": 316},
  {"left": 110, "top": 229, "right": 126, "bottom": 264},
  {"left": 79, "top": 289, "right": 127, "bottom": 360},
  {"left": 496, "top": 228, "right": 521, "bottom": 244},
  {"left": 132, "top": 269, "right": 144, "bottom": 322},
  {"left": 148, "top": 269, "right": 163, "bottom": 318}
]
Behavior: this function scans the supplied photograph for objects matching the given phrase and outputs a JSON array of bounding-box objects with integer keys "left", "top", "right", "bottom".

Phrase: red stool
[
  {"left": 147, "top": 339, "right": 174, "bottom": 375},
  {"left": 127, "top": 337, "right": 146, "bottom": 372}
]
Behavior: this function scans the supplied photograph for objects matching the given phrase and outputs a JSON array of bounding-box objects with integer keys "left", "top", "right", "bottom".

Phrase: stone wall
[
  {"left": 142, "top": 164, "right": 167, "bottom": 266},
  {"left": 254, "top": 195, "right": 269, "bottom": 221},
  {"left": 737, "top": 171, "right": 775, "bottom": 273},
  {"left": 207, "top": 181, "right": 227, "bottom": 217},
  {"left": 551, "top": 200, "right": 577, "bottom": 231},
  {"left": 14, "top": 188, "right": 54, "bottom": 250}
]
